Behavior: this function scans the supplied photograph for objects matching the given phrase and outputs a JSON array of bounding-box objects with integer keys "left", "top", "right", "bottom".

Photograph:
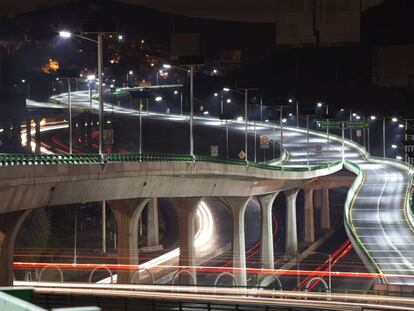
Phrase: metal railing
[{"left": 0, "top": 153, "right": 342, "bottom": 173}]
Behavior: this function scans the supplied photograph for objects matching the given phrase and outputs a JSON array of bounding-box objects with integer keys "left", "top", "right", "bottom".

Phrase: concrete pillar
[
  {"left": 35, "top": 119, "right": 41, "bottom": 154},
  {"left": 25, "top": 119, "right": 32, "bottom": 153},
  {"left": 284, "top": 189, "right": 299, "bottom": 256},
  {"left": 217, "top": 197, "right": 251, "bottom": 287},
  {"left": 257, "top": 192, "right": 278, "bottom": 270},
  {"left": 108, "top": 198, "right": 149, "bottom": 284},
  {"left": 313, "top": 189, "right": 322, "bottom": 210},
  {"left": 169, "top": 197, "right": 201, "bottom": 285},
  {"left": 146, "top": 198, "right": 161, "bottom": 250},
  {"left": 0, "top": 209, "right": 31, "bottom": 286},
  {"left": 304, "top": 188, "right": 315, "bottom": 244},
  {"left": 321, "top": 188, "right": 330, "bottom": 230}
]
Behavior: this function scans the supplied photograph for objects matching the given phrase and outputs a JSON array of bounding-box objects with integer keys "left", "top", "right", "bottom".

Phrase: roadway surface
[{"left": 32, "top": 90, "right": 414, "bottom": 285}]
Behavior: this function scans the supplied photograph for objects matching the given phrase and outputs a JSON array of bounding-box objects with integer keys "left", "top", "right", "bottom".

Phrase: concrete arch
[
  {"left": 258, "top": 275, "right": 282, "bottom": 290},
  {"left": 170, "top": 269, "right": 196, "bottom": 285},
  {"left": 88, "top": 266, "right": 113, "bottom": 284},
  {"left": 130, "top": 268, "right": 155, "bottom": 284},
  {"left": 305, "top": 277, "right": 329, "bottom": 292},
  {"left": 38, "top": 265, "right": 64, "bottom": 282},
  {"left": 214, "top": 272, "right": 238, "bottom": 287}
]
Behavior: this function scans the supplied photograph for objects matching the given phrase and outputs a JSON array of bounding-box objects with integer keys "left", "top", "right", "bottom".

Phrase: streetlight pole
[
  {"left": 97, "top": 33, "right": 104, "bottom": 155},
  {"left": 139, "top": 98, "right": 143, "bottom": 154},
  {"left": 244, "top": 89, "right": 248, "bottom": 163},
  {"left": 190, "top": 64, "right": 194, "bottom": 158},
  {"left": 67, "top": 78, "right": 73, "bottom": 154},
  {"left": 383, "top": 117, "right": 386, "bottom": 158},
  {"left": 307, "top": 115, "right": 310, "bottom": 168},
  {"left": 296, "top": 100, "right": 299, "bottom": 128}
]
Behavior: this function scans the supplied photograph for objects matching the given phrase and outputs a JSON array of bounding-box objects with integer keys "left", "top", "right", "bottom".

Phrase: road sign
[
  {"left": 259, "top": 134, "right": 270, "bottom": 149},
  {"left": 238, "top": 151, "right": 246, "bottom": 159},
  {"left": 347, "top": 121, "right": 369, "bottom": 129},
  {"left": 316, "top": 121, "right": 342, "bottom": 129},
  {"left": 315, "top": 144, "right": 322, "bottom": 153},
  {"left": 210, "top": 145, "right": 218, "bottom": 157},
  {"left": 316, "top": 120, "right": 369, "bottom": 129}
]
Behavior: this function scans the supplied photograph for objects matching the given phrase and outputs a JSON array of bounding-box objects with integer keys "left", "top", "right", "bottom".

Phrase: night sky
[{"left": 1, "top": 0, "right": 384, "bottom": 22}]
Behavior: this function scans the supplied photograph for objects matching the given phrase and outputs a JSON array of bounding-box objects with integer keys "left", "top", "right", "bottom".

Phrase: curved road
[{"left": 37, "top": 91, "right": 414, "bottom": 285}]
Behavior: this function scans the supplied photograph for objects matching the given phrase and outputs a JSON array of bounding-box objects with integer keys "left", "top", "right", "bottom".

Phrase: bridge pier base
[
  {"left": 321, "top": 188, "right": 330, "bottom": 230},
  {"left": 285, "top": 189, "right": 299, "bottom": 256},
  {"left": 0, "top": 209, "right": 31, "bottom": 286},
  {"left": 304, "top": 189, "right": 315, "bottom": 244},
  {"left": 258, "top": 193, "right": 278, "bottom": 270},
  {"left": 108, "top": 198, "right": 149, "bottom": 284},
  {"left": 218, "top": 197, "right": 251, "bottom": 287},
  {"left": 169, "top": 197, "right": 201, "bottom": 285}
]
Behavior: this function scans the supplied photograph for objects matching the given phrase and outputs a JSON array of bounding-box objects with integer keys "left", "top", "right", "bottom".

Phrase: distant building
[{"left": 274, "top": 0, "right": 384, "bottom": 47}]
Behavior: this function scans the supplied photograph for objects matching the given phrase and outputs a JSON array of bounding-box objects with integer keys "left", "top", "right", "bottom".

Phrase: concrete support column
[
  {"left": 35, "top": 119, "right": 41, "bottom": 154},
  {"left": 321, "top": 188, "right": 330, "bottom": 230},
  {"left": 25, "top": 119, "right": 32, "bottom": 153},
  {"left": 257, "top": 193, "right": 278, "bottom": 270},
  {"left": 285, "top": 189, "right": 299, "bottom": 256},
  {"left": 108, "top": 198, "right": 149, "bottom": 284},
  {"left": 0, "top": 209, "right": 31, "bottom": 286},
  {"left": 144, "top": 198, "right": 162, "bottom": 251},
  {"left": 217, "top": 197, "right": 251, "bottom": 287},
  {"left": 169, "top": 197, "right": 201, "bottom": 285},
  {"left": 304, "top": 188, "right": 315, "bottom": 244}
]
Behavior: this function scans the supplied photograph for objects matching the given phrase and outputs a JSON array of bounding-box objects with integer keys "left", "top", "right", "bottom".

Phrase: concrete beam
[
  {"left": 0, "top": 160, "right": 341, "bottom": 213},
  {"left": 107, "top": 198, "right": 149, "bottom": 284},
  {"left": 217, "top": 197, "right": 252, "bottom": 287},
  {"left": 257, "top": 193, "right": 279, "bottom": 270},
  {"left": 0, "top": 209, "right": 31, "bottom": 286}
]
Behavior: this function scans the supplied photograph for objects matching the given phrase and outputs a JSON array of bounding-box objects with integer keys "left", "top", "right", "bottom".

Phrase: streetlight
[
  {"left": 371, "top": 115, "right": 399, "bottom": 158},
  {"left": 163, "top": 63, "right": 197, "bottom": 157},
  {"left": 223, "top": 87, "right": 258, "bottom": 163},
  {"left": 289, "top": 98, "right": 299, "bottom": 127},
  {"left": 127, "top": 71, "right": 133, "bottom": 86},
  {"left": 59, "top": 29, "right": 106, "bottom": 155}
]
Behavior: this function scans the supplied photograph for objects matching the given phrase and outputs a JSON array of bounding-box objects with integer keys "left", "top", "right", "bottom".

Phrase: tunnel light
[
  {"left": 288, "top": 113, "right": 293, "bottom": 117},
  {"left": 340, "top": 108, "right": 345, "bottom": 112},
  {"left": 352, "top": 113, "right": 357, "bottom": 117},
  {"left": 391, "top": 144, "right": 397, "bottom": 149},
  {"left": 282, "top": 118, "right": 287, "bottom": 123},
  {"left": 174, "top": 90, "right": 178, "bottom": 95},
  {"left": 203, "top": 111, "right": 209, "bottom": 115},
  {"left": 237, "top": 116, "right": 243, "bottom": 121},
  {"left": 399, "top": 124, "right": 404, "bottom": 128},
  {"left": 226, "top": 99, "right": 231, "bottom": 103},
  {"left": 214, "top": 92, "right": 218, "bottom": 97},
  {"left": 288, "top": 98, "right": 293, "bottom": 103},
  {"left": 392, "top": 117, "right": 398, "bottom": 122},
  {"left": 317, "top": 102, "right": 323, "bottom": 107},
  {"left": 163, "top": 64, "right": 171, "bottom": 69},
  {"left": 155, "top": 96, "right": 162, "bottom": 102},
  {"left": 396, "top": 156, "right": 403, "bottom": 160},
  {"left": 223, "top": 88, "right": 230, "bottom": 92},
  {"left": 356, "top": 115, "right": 361, "bottom": 120},
  {"left": 370, "top": 115, "right": 376, "bottom": 120}
]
